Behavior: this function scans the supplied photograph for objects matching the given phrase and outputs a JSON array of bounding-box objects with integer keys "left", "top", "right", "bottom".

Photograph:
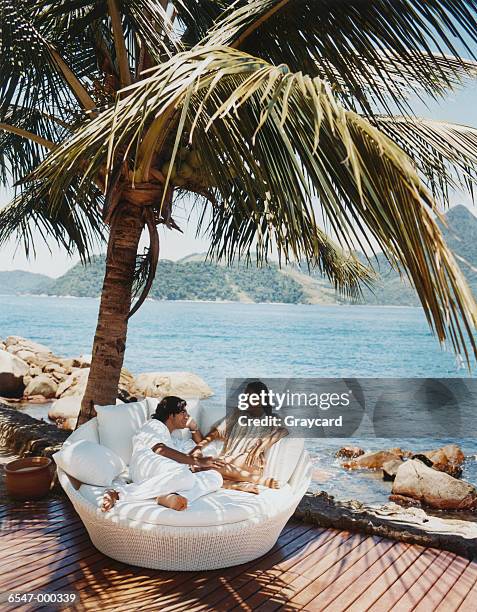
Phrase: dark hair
[
  {"left": 244, "top": 381, "right": 272, "bottom": 416},
  {"left": 152, "top": 396, "right": 187, "bottom": 422}
]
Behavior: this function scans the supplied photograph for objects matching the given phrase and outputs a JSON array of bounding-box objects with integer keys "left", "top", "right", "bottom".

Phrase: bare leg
[
  {"left": 222, "top": 481, "right": 259, "bottom": 494},
  {"left": 156, "top": 493, "right": 188, "bottom": 511},
  {"left": 214, "top": 462, "right": 281, "bottom": 489},
  {"left": 101, "top": 489, "right": 119, "bottom": 512}
]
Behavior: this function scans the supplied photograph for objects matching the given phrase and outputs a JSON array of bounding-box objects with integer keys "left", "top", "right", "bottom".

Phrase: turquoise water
[{"left": 1, "top": 295, "right": 476, "bottom": 508}]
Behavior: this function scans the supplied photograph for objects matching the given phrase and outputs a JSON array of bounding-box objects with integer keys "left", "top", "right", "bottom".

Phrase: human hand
[
  {"left": 189, "top": 446, "right": 203, "bottom": 458},
  {"left": 195, "top": 456, "right": 225, "bottom": 471},
  {"left": 186, "top": 417, "right": 199, "bottom": 432}
]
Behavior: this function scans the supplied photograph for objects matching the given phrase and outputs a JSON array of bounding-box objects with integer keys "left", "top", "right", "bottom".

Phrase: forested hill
[{"left": 1, "top": 205, "right": 476, "bottom": 305}]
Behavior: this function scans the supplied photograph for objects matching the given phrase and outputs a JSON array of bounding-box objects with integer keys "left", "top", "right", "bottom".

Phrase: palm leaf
[
  {"left": 201, "top": 0, "right": 477, "bottom": 113},
  {"left": 29, "top": 46, "right": 477, "bottom": 358},
  {"left": 375, "top": 116, "right": 477, "bottom": 203},
  {"left": 0, "top": 178, "right": 105, "bottom": 261}
]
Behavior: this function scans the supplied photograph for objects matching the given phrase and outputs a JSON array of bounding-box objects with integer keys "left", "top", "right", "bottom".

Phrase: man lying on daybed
[{"left": 102, "top": 389, "right": 286, "bottom": 512}]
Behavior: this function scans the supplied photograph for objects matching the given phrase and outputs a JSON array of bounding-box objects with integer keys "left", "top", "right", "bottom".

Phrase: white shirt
[{"left": 132, "top": 419, "right": 172, "bottom": 455}]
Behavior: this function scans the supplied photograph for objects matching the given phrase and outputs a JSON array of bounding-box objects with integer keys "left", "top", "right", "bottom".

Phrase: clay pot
[{"left": 5, "top": 457, "right": 55, "bottom": 500}]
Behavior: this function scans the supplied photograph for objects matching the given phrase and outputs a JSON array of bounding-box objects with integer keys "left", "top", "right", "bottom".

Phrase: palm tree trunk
[{"left": 76, "top": 202, "right": 144, "bottom": 427}]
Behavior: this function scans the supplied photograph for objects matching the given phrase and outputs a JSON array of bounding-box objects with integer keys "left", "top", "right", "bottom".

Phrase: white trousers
[{"left": 116, "top": 462, "right": 223, "bottom": 503}]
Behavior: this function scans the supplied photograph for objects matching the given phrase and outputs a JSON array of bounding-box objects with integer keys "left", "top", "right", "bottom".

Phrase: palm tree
[{"left": 2, "top": 1, "right": 477, "bottom": 427}]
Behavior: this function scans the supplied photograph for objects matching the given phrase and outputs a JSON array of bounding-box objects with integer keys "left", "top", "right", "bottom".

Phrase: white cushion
[
  {"left": 64, "top": 418, "right": 99, "bottom": 446},
  {"left": 54, "top": 440, "right": 125, "bottom": 487},
  {"left": 96, "top": 400, "right": 149, "bottom": 464},
  {"left": 79, "top": 483, "right": 293, "bottom": 527},
  {"left": 199, "top": 403, "right": 225, "bottom": 435},
  {"left": 263, "top": 437, "right": 304, "bottom": 484}
]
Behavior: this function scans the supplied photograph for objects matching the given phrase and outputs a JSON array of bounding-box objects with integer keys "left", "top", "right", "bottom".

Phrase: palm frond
[
  {"left": 0, "top": 105, "right": 73, "bottom": 185},
  {"left": 29, "top": 46, "right": 477, "bottom": 358},
  {"left": 0, "top": 179, "right": 105, "bottom": 261},
  {"left": 375, "top": 116, "right": 477, "bottom": 203},
  {"left": 201, "top": 0, "right": 477, "bottom": 113}
]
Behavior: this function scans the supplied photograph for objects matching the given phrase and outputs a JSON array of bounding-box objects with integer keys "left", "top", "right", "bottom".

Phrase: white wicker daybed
[{"left": 56, "top": 399, "right": 312, "bottom": 571}]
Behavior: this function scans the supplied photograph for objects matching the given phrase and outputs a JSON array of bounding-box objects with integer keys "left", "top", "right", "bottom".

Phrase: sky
[{"left": 1, "top": 64, "right": 477, "bottom": 278}]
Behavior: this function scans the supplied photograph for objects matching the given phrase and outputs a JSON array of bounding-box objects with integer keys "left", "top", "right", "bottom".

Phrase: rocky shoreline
[{"left": 0, "top": 335, "right": 213, "bottom": 430}]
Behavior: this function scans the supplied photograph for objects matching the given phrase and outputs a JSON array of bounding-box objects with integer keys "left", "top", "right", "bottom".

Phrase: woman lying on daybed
[
  {"left": 102, "top": 386, "right": 287, "bottom": 512},
  {"left": 189, "top": 381, "right": 288, "bottom": 494}
]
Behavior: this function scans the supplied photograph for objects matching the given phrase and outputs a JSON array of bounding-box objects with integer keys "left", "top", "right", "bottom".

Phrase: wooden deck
[{"left": 1, "top": 497, "right": 476, "bottom": 611}]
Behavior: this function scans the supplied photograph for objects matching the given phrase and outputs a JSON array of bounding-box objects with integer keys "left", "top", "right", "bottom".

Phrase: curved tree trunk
[{"left": 76, "top": 202, "right": 144, "bottom": 427}]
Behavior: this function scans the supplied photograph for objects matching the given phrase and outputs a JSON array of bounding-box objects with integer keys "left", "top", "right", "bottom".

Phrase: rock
[
  {"left": 382, "top": 459, "right": 404, "bottom": 481},
  {"left": 49, "top": 395, "right": 82, "bottom": 420},
  {"left": 388, "top": 494, "right": 423, "bottom": 508},
  {"left": 15, "top": 350, "right": 36, "bottom": 362},
  {"left": 335, "top": 446, "right": 365, "bottom": 459},
  {"left": 23, "top": 375, "right": 33, "bottom": 387},
  {"left": 24, "top": 374, "right": 58, "bottom": 399},
  {"left": 133, "top": 371, "right": 213, "bottom": 399},
  {"left": 43, "top": 363, "right": 66, "bottom": 375},
  {"left": 5, "top": 336, "right": 53, "bottom": 356},
  {"left": 71, "top": 356, "right": 91, "bottom": 368},
  {"left": 423, "top": 444, "right": 465, "bottom": 478},
  {"left": 56, "top": 367, "right": 133, "bottom": 399},
  {"left": 29, "top": 365, "right": 42, "bottom": 377},
  {"left": 343, "top": 450, "right": 402, "bottom": 470},
  {"left": 56, "top": 368, "right": 89, "bottom": 398},
  {"left": 55, "top": 416, "right": 77, "bottom": 431},
  {"left": 0, "top": 350, "right": 29, "bottom": 398},
  {"left": 392, "top": 459, "right": 477, "bottom": 511}
]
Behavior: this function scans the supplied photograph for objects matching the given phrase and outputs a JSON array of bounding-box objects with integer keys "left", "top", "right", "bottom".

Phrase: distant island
[{"left": 1, "top": 205, "right": 476, "bottom": 306}]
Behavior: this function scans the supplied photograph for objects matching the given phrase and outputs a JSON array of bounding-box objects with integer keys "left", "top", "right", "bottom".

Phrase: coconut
[
  {"left": 178, "top": 163, "right": 193, "bottom": 179},
  {"left": 161, "top": 161, "right": 177, "bottom": 179},
  {"left": 187, "top": 150, "right": 202, "bottom": 169}
]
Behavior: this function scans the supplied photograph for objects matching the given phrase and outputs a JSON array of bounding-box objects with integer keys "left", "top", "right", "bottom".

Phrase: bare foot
[
  {"left": 262, "top": 477, "right": 281, "bottom": 489},
  {"left": 101, "top": 489, "right": 119, "bottom": 512},
  {"left": 156, "top": 493, "right": 188, "bottom": 511},
  {"left": 222, "top": 481, "right": 259, "bottom": 494}
]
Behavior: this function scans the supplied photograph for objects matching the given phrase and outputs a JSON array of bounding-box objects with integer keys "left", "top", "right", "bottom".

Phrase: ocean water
[{"left": 1, "top": 295, "right": 476, "bottom": 511}]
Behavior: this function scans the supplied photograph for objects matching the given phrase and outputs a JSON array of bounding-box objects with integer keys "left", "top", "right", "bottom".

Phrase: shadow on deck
[{"left": 0, "top": 496, "right": 476, "bottom": 611}]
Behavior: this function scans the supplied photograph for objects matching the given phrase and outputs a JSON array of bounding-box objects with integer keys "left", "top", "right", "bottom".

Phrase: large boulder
[
  {"left": 133, "top": 371, "right": 213, "bottom": 399},
  {"left": 343, "top": 450, "right": 402, "bottom": 470},
  {"left": 49, "top": 395, "right": 82, "bottom": 421},
  {"left": 422, "top": 444, "right": 465, "bottom": 478},
  {"left": 382, "top": 459, "right": 404, "bottom": 481},
  {"left": 24, "top": 374, "right": 58, "bottom": 399},
  {"left": 392, "top": 459, "right": 477, "bottom": 511},
  {"left": 5, "top": 335, "right": 53, "bottom": 355},
  {"left": 0, "top": 350, "right": 29, "bottom": 398},
  {"left": 56, "top": 366, "right": 134, "bottom": 399}
]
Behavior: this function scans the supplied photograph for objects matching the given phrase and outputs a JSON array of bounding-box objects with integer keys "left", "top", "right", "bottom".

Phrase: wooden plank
[
  {"left": 228, "top": 531, "right": 364, "bottom": 611},
  {"left": 0, "top": 514, "right": 78, "bottom": 543},
  {"left": 0, "top": 548, "right": 105, "bottom": 593},
  {"left": 434, "top": 559, "right": 477, "bottom": 612},
  {"left": 0, "top": 530, "right": 93, "bottom": 574},
  {"left": 0, "top": 524, "right": 86, "bottom": 562},
  {"left": 299, "top": 537, "right": 398, "bottom": 611},
  {"left": 388, "top": 550, "right": 457, "bottom": 611},
  {"left": 175, "top": 529, "right": 340, "bottom": 612},
  {"left": 457, "top": 567, "right": 477, "bottom": 612},
  {"left": 412, "top": 554, "right": 470, "bottom": 612},
  {"left": 70, "top": 524, "right": 319, "bottom": 611},
  {"left": 253, "top": 535, "right": 383, "bottom": 611},
  {"left": 345, "top": 544, "right": 426, "bottom": 612},
  {"left": 365, "top": 548, "right": 442, "bottom": 612}
]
